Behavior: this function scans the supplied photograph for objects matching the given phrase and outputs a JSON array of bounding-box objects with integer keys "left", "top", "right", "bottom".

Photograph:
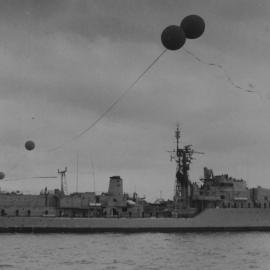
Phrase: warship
[{"left": 1, "top": 126, "right": 270, "bottom": 232}]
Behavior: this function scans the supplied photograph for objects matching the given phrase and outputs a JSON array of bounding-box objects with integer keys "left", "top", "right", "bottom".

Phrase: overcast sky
[{"left": 0, "top": 0, "right": 270, "bottom": 201}]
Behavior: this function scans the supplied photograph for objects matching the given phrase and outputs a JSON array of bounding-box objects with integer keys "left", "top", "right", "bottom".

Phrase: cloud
[{"left": 0, "top": 0, "right": 270, "bottom": 200}]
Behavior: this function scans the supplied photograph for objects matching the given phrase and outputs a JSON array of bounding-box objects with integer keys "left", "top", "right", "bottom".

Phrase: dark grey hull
[
  {"left": 2, "top": 226, "right": 270, "bottom": 233},
  {"left": 1, "top": 208, "right": 270, "bottom": 233}
]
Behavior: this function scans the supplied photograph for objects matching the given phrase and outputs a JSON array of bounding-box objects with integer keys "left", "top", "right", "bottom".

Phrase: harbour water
[{"left": 0, "top": 232, "right": 269, "bottom": 270}]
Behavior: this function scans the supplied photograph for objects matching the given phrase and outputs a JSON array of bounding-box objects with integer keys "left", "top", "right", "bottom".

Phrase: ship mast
[
  {"left": 174, "top": 124, "right": 182, "bottom": 208},
  {"left": 169, "top": 125, "right": 200, "bottom": 215},
  {"left": 57, "top": 167, "right": 68, "bottom": 195}
]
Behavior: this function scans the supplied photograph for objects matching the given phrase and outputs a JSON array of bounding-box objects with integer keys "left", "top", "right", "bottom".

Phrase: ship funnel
[
  {"left": 108, "top": 176, "right": 123, "bottom": 197},
  {"left": 204, "top": 167, "right": 214, "bottom": 180}
]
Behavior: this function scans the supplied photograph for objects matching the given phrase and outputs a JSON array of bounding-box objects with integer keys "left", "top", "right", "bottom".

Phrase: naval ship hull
[{"left": 2, "top": 208, "right": 270, "bottom": 233}]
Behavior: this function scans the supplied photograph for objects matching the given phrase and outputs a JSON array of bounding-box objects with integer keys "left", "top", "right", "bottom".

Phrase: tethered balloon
[
  {"left": 0, "top": 172, "right": 5, "bottom": 180},
  {"left": 25, "top": 140, "right": 35, "bottom": 151},
  {"left": 181, "top": 15, "right": 205, "bottom": 39},
  {"left": 161, "top": 25, "right": 186, "bottom": 50}
]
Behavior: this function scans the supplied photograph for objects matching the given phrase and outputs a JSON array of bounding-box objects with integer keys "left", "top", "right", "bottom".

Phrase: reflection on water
[{"left": 0, "top": 232, "right": 269, "bottom": 270}]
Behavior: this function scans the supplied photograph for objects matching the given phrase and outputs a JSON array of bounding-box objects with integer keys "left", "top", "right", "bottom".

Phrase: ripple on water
[
  {"left": 0, "top": 265, "right": 15, "bottom": 269},
  {"left": 0, "top": 233, "right": 269, "bottom": 270}
]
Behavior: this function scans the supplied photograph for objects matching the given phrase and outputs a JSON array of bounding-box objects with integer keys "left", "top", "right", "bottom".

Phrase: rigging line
[
  {"left": 48, "top": 48, "right": 167, "bottom": 152},
  {"left": 3, "top": 176, "right": 57, "bottom": 181},
  {"left": 183, "top": 47, "right": 263, "bottom": 101}
]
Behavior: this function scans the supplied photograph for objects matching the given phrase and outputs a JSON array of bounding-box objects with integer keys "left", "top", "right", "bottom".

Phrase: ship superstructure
[
  {"left": 0, "top": 126, "right": 270, "bottom": 223},
  {"left": 0, "top": 175, "right": 144, "bottom": 218},
  {"left": 168, "top": 125, "right": 270, "bottom": 217}
]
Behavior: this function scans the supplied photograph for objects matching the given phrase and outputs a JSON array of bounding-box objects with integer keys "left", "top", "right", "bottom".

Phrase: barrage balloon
[
  {"left": 161, "top": 25, "right": 186, "bottom": 50},
  {"left": 181, "top": 15, "right": 205, "bottom": 39},
  {"left": 25, "top": 140, "right": 35, "bottom": 151},
  {"left": 0, "top": 172, "right": 5, "bottom": 180}
]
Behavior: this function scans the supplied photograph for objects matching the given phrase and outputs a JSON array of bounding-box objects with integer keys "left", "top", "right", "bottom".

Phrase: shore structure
[{"left": 1, "top": 126, "right": 270, "bottom": 232}]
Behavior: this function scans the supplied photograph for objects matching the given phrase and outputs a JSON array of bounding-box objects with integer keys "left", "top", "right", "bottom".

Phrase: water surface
[{"left": 0, "top": 232, "right": 269, "bottom": 270}]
